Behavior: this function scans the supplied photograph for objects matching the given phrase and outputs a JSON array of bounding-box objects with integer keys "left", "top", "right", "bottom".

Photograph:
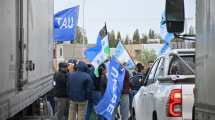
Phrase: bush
[{"left": 141, "top": 49, "right": 157, "bottom": 65}]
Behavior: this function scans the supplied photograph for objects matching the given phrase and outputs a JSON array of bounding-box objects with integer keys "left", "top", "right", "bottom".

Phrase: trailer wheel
[{"left": 152, "top": 111, "right": 157, "bottom": 120}]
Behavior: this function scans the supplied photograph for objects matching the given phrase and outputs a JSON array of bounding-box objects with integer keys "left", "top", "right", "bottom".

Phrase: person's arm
[
  {"left": 53, "top": 73, "right": 57, "bottom": 86},
  {"left": 66, "top": 73, "right": 70, "bottom": 97},
  {"left": 86, "top": 75, "right": 93, "bottom": 100}
]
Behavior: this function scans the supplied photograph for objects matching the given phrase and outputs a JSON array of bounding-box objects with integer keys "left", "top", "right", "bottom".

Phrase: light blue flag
[
  {"left": 160, "top": 43, "right": 170, "bottom": 54},
  {"left": 113, "top": 41, "right": 136, "bottom": 70},
  {"left": 160, "top": 12, "right": 174, "bottom": 54},
  {"left": 54, "top": 6, "right": 79, "bottom": 42},
  {"left": 95, "top": 57, "right": 125, "bottom": 120}
]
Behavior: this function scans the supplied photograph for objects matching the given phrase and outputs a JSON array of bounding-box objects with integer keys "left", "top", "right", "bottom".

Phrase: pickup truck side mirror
[{"left": 165, "top": 0, "right": 185, "bottom": 33}]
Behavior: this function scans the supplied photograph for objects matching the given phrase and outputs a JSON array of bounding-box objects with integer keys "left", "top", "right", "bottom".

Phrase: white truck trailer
[
  {"left": 0, "top": 0, "right": 54, "bottom": 119},
  {"left": 195, "top": 0, "right": 215, "bottom": 119}
]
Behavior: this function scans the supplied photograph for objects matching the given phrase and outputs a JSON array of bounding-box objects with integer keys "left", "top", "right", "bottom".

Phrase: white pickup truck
[{"left": 132, "top": 49, "right": 195, "bottom": 120}]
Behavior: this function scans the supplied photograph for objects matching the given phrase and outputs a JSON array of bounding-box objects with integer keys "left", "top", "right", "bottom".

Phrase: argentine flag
[
  {"left": 113, "top": 41, "right": 135, "bottom": 70},
  {"left": 91, "top": 35, "right": 110, "bottom": 73},
  {"left": 85, "top": 25, "right": 110, "bottom": 75}
]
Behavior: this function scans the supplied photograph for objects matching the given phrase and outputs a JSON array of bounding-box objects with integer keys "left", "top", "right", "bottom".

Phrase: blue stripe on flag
[
  {"left": 84, "top": 34, "right": 102, "bottom": 62},
  {"left": 84, "top": 25, "right": 107, "bottom": 62},
  {"left": 54, "top": 6, "right": 79, "bottom": 42}
]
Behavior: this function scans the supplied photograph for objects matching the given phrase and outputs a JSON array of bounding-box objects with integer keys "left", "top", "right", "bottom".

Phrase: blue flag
[
  {"left": 160, "top": 12, "right": 174, "bottom": 54},
  {"left": 113, "top": 41, "right": 136, "bottom": 70},
  {"left": 54, "top": 6, "right": 79, "bottom": 42},
  {"left": 84, "top": 34, "right": 102, "bottom": 62},
  {"left": 95, "top": 57, "right": 125, "bottom": 120},
  {"left": 84, "top": 25, "right": 108, "bottom": 62}
]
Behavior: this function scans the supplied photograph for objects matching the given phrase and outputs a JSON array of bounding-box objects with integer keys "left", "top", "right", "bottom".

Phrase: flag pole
[{"left": 82, "top": 0, "right": 86, "bottom": 60}]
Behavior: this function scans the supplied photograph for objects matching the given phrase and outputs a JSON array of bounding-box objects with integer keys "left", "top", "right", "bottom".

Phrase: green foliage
[
  {"left": 117, "top": 31, "right": 122, "bottom": 40},
  {"left": 141, "top": 34, "right": 148, "bottom": 44},
  {"left": 141, "top": 49, "right": 157, "bottom": 65},
  {"left": 148, "top": 29, "right": 156, "bottom": 39},
  {"left": 72, "top": 26, "right": 88, "bottom": 44},
  {"left": 133, "top": 29, "right": 140, "bottom": 44},
  {"left": 108, "top": 30, "right": 118, "bottom": 48},
  {"left": 124, "top": 35, "right": 129, "bottom": 44}
]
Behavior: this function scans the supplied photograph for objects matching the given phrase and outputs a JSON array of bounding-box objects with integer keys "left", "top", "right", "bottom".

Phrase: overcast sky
[{"left": 54, "top": 0, "right": 195, "bottom": 44}]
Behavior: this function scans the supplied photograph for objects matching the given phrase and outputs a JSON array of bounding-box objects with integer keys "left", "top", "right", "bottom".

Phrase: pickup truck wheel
[{"left": 152, "top": 112, "right": 157, "bottom": 120}]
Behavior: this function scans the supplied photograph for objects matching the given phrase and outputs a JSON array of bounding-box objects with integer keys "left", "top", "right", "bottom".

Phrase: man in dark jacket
[
  {"left": 85, "top": 64, "right": 105, "bottom": 120},
  {"left": 68, "top": 61, "right": 93, "bottom": 120},
  {"left": 98, "top": 63, "right": 108, "bottom": 96},
  {"left": 53, "top": 62, "right": 69, "bottom": 120}
]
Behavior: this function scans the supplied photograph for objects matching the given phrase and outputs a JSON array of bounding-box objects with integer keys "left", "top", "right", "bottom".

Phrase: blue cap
[{"left": 68, "top": 59, "right": 77, "bottom": 65}]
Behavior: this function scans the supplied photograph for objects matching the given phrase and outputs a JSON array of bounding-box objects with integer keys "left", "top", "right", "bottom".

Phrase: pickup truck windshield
[{"left": 169, "top": 55, "right": 195, "bottom": 75}]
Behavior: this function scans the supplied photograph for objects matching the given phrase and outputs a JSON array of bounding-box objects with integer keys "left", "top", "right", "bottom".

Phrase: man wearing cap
[{"left": 67, "top": 59, "right": 77, "bottom": 73}]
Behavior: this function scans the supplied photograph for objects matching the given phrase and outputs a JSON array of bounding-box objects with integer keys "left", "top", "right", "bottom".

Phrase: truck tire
[{"left": 131, "top": 108, "right": 136, "bottom": 120}]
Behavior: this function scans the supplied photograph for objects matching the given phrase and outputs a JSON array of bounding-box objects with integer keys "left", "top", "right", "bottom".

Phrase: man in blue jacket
[{"left": 68, "top": 61, "right": 93, "bottom": 120}]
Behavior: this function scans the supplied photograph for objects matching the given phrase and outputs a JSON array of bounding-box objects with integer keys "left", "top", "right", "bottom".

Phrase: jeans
[
  {"left": 85, "top": 91, "right": 106, "bottom": 120},
  {"left": 54, "top": 97, "right": 69, "bottom": 120},
  {"left": 120, "top": 94, "right": 129, "bottom": 120},
  {"left": 85, "top": 100, "right": 94, "bottom": 120},
  {"left": 68, "top": 100, "right": 88, "bottom": 120},
  {"left": 85, "top": 91, "right": 101, "bottom": 120},
  {"left": 47, "top": 96, "right": 55, "bottom": 114},
  {"left": 129, "top": 90, "right": 138, "bottom": 111}
]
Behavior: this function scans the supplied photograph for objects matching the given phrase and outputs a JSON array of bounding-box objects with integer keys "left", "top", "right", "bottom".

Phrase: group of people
[{"left": 52, "top": 59, "right": 146, "bottom": 120}]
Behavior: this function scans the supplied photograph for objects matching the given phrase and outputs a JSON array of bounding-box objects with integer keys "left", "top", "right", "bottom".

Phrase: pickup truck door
[
  {"left": 144, "top": 59, "right": 161, "bottom": 119},
  {"left": 136, "top": 86, "right": 147, "bottom": 120},
  {"left": 146, "top": 58, "right": 166, "bottom": 118}
]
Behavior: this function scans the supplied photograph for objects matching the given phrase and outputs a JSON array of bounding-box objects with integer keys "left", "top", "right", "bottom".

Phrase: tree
[
  {"left": 124, "top": 35, "right": 129, "bottom": 44},
  {"left": 108, "top": 30, "right": 117, "bottom": 48},
  {"left": 116, "top": 31, "right": 122, "bottom": 40},
  {"left": 141, "top": 33, "right": 148, "bottom": 44},
  {"left": 133, "top": 29, "right": 140, "bottom": 44},
  {"left": 72, "top": 26, "right": 88, "bottom": 44},
  {"left": 141, "top": 49, "right": 157, "bottom": 65},
  {"left": 148, "top": 29, "right": 156, "bottom": 39}
]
